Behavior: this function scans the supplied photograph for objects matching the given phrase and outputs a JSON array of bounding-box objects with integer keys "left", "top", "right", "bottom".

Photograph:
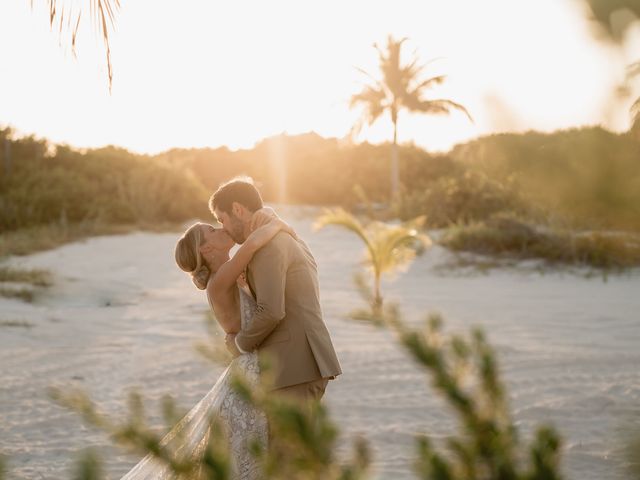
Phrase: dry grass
[
  {"left": 0, "top": 266, "right": 52, "bottom": 287},
  {"left": 0, "top": 287, "right": 35, "bottom": 303},
  {"left": 0, "top": 319, "right": 34, "bottom": 329},
  {"left": 0, "top": 265, "right": 54, "bottom": 303},
  {"left": 441, "top": 214, "right": 640, "bottom": 270}
]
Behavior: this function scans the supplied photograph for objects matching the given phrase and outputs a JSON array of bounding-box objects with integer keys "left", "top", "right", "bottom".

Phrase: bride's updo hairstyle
[{"left": 175, "top": 223, "right": 210, "bottom": 290}]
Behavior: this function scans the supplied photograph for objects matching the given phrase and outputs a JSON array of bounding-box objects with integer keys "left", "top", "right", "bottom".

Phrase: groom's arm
[{"left": 235, "top": 236, "right": 289, "bottom": 353}]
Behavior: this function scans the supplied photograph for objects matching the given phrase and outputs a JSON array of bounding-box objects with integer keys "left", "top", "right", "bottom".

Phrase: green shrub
[
  {"left": 395, "top": 170, "right": 529, "bottom": 227},
  {"left": 450, "top": 127, "right": 640, "bottom": 232},
  {"left": 393, "top": 314, "right": 563, "bottom": 480},
  {"left": 0, "top": 133, "right": 209, "bottom": 232},
  {"left": 441, "top": 214, "right": 640, "bottom": 269},
  {"left": 4, "top": 125, "right": 639, "bottom": 236}
]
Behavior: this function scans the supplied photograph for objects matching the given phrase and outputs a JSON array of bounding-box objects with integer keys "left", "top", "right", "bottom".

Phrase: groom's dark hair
[{"left": 209, "top": 176, "right": 264, "bottom": 215}]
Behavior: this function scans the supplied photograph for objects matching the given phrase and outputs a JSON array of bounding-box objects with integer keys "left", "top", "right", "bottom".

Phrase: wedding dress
[{"left": 121, "top": 287, "right": 268, "bottom": 479}]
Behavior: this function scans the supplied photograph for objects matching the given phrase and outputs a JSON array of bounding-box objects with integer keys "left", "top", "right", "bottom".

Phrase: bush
[
  {"left": 0, "top": 133, "right": 210, "bottom": 232},
  {"left": 395, "top": 169, "right": 529, "bottom": 227},
  {"left": 450, "top": 127, "right": 640, "bottom": 232},
  {"left": 4, "top": 126, "right": 639, "bottom": 236},
  {"left": 441, "top": 214, "right": 640, "bottom": 269}
]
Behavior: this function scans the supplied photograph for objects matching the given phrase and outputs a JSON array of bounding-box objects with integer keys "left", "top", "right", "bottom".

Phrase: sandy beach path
[{"left": 1, "top": 206, "right": 639, "bottom": 479}]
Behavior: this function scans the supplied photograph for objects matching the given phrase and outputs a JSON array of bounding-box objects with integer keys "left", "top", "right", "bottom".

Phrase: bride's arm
[
  {"left": 205, "top": 290, "right": 240, "bottom": 335},
  {"left": 210, "top": 214, "right": 295, "bottom": 296}
]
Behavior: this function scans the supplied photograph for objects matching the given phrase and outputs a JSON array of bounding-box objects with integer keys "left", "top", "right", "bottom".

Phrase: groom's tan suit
[{"left": 235, "top": 232, "right": 342, "bottom": 399}]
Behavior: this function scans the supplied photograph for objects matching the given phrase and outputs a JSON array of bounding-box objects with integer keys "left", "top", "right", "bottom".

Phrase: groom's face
[{"left": 214, "top": 208, "right": 247, "bottom": 244}]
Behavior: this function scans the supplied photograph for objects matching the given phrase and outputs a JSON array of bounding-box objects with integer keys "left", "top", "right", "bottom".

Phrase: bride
[{"left": 121, "top": 208, "right": 294, "bottom": 480}]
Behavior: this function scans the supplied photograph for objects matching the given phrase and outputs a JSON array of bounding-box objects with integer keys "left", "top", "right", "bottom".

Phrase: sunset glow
[{"left": 0, "top": 0, "right": 638, "bottom": 153}]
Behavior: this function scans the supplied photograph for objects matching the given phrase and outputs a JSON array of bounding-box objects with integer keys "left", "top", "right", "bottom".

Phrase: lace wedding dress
[{"left": 121, "top": 287, "right": 268, "bottom": 479}]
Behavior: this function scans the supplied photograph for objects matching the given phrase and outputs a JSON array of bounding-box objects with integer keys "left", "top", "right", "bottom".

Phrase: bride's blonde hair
[{"left": 175, "top": 223, "right": 211, "bottom": 290}]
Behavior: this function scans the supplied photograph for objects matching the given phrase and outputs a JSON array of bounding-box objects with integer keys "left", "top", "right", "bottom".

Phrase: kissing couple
[{"left": 121, "top": 177, "right": 342, "bottom": 479}]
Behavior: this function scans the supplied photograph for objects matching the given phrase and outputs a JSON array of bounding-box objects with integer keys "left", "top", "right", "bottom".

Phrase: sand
[{"left": 1, "top": 206, "right": 639, "bottom": 479}]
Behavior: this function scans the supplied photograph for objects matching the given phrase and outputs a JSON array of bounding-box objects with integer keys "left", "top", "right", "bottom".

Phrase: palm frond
[
  {"left": 375, "top": 36, "right": 408, "bottom": 68},
  {"left": 354, "top": 66, "right": 385, "bottom": 91},
  {"left": 314, "top": 208, "right": 384, "bottom": 279},
  {"left": 401, "top": 89, "right": 425, "bottom": 111},
  {"left": 314, "top": 208, "right": 377, "bottom": 261},
  {"left": 379, "top": 36, "right": 411, "bottom": 100},
  {"left": 419, "top": 99, "right": 474, "bottom": 123},
  {"left": 349, "top": 85, "right": 385, "bottom": 108},
  {"left": 414, "top": 75, "right": 447, "bottom": 91},
  {"left": 45, "top": 0, "right": 120, "bottom": 91},
  {"left": 402, "top": 57, "right": 425, "bottom": 82},
  {"left": 403, "top": 214, "right": 428, "bottom": 232},
  {"left": 350, "top": 85, "right": 387, "bottom": 126},
  {"left": 627, "top": 61, "right": 640, "bottom": 80},
  {"left": 376, "top": 228, "right": 419, "bottom": 274},
  {"left": 402, "top": 215, "right": 432, "bottom": 253},
  {"left": 71, "top": 11, "right": 82, "bottom": 54},
  {"left": 374, "top": 220, "right": 431, "bottom": 275}
]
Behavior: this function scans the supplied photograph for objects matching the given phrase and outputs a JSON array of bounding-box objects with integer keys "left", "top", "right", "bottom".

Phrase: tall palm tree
[
  {"left": 314, "top": 208, "right": 431, "bottom": 319},
  {"left": 38, "top": 0, "right": 120, "bottom": 91},
  {"left": 350, "top": 36, "right": 473, "bottom": 203}
]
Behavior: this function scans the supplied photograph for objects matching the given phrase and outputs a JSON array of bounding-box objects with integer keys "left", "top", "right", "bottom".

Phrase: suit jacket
[{"left": 236, "top": 232, "right": 342, "bottom": 389}]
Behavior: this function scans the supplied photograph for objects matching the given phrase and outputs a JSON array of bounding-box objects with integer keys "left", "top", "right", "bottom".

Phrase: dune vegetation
[
  {"left": 0, "top": 128, "right": 209, "bottom": 256},
  {"left": 0, "top": 265, "right": 53, "bottom": 302},
  {"left": 2, "top": 125, "right": 639, "bottom": 267}
]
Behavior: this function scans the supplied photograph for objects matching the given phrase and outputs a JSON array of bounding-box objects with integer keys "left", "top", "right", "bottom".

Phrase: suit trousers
[
  {"left": 268, "top": 378, "right": 330, "bottom": 445},
  {"left": 273, "top": 377, "right": 329, "bottom": 403}
]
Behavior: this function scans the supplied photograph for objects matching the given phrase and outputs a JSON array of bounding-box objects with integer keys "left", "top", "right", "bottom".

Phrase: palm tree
[
  {"left": 350, "top": 36, "right": 473, "bottom": 203},
  {"left": 38, "top": 0, "right": 120, "bottom": 91},
  {"left": 314, "top": 208, "right": 431, "bottom": 319}
]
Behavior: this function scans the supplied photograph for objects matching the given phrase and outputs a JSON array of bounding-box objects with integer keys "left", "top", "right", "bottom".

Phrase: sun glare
[{"left": 0, "top": 0, "right": 636, "bottom": 153}]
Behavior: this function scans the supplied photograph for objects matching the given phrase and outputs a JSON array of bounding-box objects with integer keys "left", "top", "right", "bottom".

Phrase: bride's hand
[
  {"left": 250, "top": 207, "right": 277, "bottom": 231},
  {"left": 274, "top": 217, "right": 297, "bottom": 239},
  {"left": 224, "top": 333, "right": 241, "bottom": 358},
  {"left": 250, "top": 207, "right": 297, "bottom": 239}
]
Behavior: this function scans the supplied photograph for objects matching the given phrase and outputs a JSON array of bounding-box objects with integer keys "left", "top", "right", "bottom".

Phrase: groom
[{"left": 210, "top": 177, "right": 342, "bottom": 402}]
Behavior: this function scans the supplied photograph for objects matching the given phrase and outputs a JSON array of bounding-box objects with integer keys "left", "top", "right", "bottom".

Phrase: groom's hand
[{"left": 225, "top": 333, "right": 242, "bottom": 358}]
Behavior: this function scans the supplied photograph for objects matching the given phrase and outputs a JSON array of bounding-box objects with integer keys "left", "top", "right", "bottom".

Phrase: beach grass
[
  {"left": 0, "top": 265, "right": 54, "bottom": 303},
  {"left": 0, "top": 319, "right": 34, "bottom": 329},
  {"left": 0, "top": 287, "right": 35, "bottom": 303},
  {"left": 0, "top": 266, "right": 52, "bottom": 286},
  {"left": 441, "top": 214, "right": 640, "bottom": 269}
]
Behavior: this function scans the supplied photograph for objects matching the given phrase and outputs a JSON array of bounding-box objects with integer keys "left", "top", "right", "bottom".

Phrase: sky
[{"left": 0, "top": 0, "right": 638, "bottom": 154}]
